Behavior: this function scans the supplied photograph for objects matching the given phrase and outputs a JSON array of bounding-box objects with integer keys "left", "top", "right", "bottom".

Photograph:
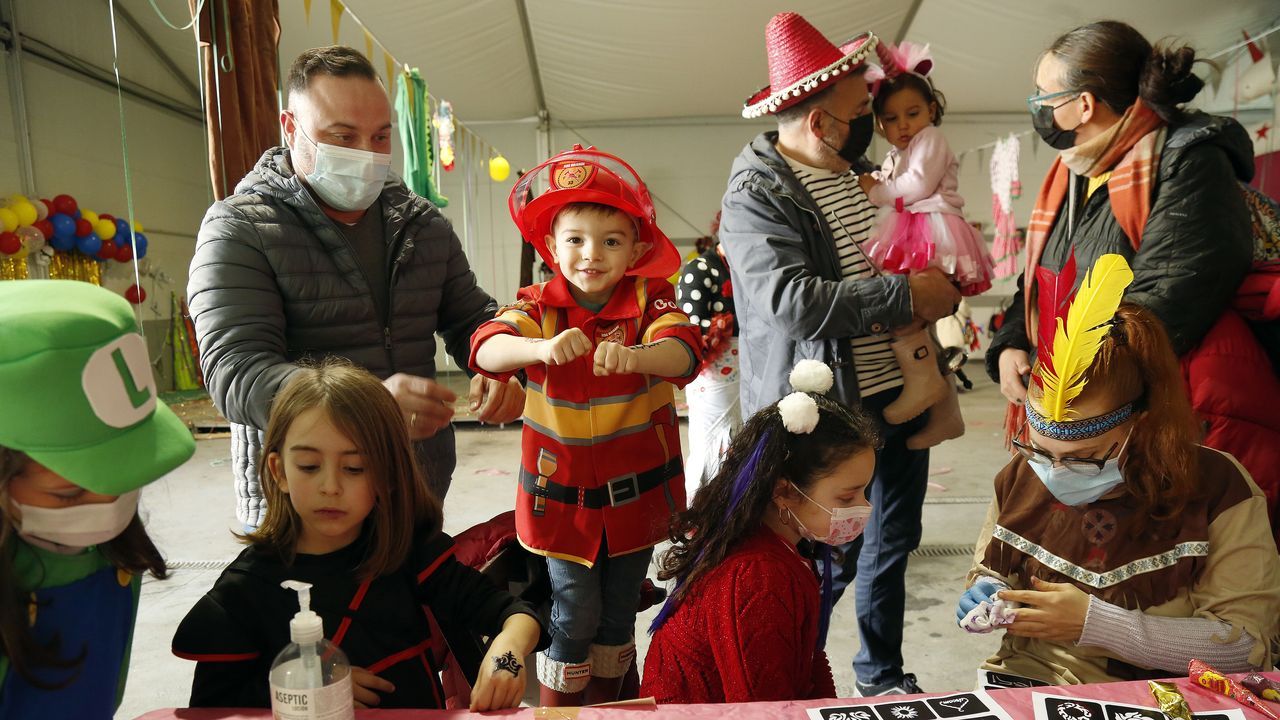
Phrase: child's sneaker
[{"left": 853, "top": 673, "right": 924, "bottom": 696}]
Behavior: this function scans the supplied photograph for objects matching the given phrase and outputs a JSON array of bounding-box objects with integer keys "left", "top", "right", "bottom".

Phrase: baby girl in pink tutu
[{"left": 857, "top": 41, "right": 993, "bottom": 448}]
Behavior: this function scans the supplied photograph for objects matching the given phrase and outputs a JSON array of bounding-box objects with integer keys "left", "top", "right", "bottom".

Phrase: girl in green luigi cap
[{"left": 0, "top": 279, "right": 196, "bottom": 717}]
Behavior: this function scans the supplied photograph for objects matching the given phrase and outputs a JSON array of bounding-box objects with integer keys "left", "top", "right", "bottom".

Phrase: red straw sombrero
[{"left": 742, "top": 13, "right": 878, "bottom": 119}]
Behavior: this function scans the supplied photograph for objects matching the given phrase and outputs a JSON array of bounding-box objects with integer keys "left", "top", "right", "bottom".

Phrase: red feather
[{"left": 1034, "top": 250, "right": 1078, "bottom": 382}]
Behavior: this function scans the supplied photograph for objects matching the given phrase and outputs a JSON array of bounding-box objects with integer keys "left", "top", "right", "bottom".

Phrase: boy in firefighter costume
[{"left": 471, "top": 145, "right": 701, "bottom": 705}]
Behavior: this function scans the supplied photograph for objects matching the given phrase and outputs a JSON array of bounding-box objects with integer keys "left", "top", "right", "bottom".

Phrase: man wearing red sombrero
[
  {"left": 470, "top": 145, "right": 701, "bottom": 705},
  {"left": 721, "top": 12, "right": 961, "bottom": 695}
]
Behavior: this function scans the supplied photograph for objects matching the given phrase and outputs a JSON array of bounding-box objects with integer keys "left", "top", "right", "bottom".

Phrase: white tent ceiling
[
  {"left": 43, "top": 1, "right": 1279, "bottom": 125},
  {"left": 292, "top": 0, "right": 1274, "bottom": 122}
]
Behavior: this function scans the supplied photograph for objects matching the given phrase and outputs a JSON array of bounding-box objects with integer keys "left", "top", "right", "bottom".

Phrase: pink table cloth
[{"left": 133, "top": 671, "right": 1280, "bottom": 720}]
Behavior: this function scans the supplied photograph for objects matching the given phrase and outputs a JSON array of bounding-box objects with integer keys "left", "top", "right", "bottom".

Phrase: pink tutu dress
[{"left": 863, "top": 125, "right": 994, "bottom": 296}]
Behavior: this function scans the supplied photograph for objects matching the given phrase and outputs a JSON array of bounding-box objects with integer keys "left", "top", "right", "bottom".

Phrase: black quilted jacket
[
  {"left": 188, "top": 146, "right": 497, "bottom": 523},
  {"left": 987, "top": 112, "right": 1255, "bottom": 381}
]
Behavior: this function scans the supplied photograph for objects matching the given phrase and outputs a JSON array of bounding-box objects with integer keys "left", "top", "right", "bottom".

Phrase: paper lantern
[{"left": 489, "top": 155, "right": 511, "bottom": 182}]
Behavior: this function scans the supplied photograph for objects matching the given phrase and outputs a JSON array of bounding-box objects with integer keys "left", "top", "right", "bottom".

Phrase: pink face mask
[{"left": 788, "top": 482, "right": 872, "bottom": 545}]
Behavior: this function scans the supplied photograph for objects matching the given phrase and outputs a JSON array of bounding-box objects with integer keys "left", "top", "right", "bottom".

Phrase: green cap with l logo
[{"left": 0, "top": 280, "right": 196, "bottom": 494}]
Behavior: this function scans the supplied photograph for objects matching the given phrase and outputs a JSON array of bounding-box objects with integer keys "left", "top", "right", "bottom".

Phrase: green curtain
[{"left": 394, "top": 68, "right": 448, "bottom": 207}]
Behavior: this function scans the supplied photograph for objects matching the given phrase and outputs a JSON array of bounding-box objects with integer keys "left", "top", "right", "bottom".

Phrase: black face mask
[
  {"left": 1032, "top": 103, "right": 1082, "bottom": 151},
  {"left": 822, "top": 111, "right": 875, "bottom": 164}
]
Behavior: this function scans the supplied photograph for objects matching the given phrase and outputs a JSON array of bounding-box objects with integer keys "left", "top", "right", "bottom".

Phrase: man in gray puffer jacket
[{"left": 188, "top": 47, "right": 523, "bottom": 527}]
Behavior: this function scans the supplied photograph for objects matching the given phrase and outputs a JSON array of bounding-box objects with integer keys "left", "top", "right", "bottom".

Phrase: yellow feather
[{"left": 1041, "top": 254, "right": 1134, "bottom": 421}]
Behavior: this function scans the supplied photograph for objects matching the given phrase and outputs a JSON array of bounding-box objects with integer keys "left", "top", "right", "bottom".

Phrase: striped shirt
[{"left": 783, "top": 152, "right": 903, "bottom": 397}]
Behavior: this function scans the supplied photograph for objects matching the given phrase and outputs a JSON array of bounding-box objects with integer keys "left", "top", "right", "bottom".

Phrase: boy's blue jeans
[{"left": 545, "top": 545, "right": 654, "bottom": 663}]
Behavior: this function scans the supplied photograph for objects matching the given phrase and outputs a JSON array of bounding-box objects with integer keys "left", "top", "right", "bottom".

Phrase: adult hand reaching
[
  {"left": 383, "top": 373, "right": 456, "bottom": 439},
  {"left": 907, "top": 268, "right": 962, "bottom": 322},
  {"left": 998, "top": 348, "right": 1031, "bottom": 405}
]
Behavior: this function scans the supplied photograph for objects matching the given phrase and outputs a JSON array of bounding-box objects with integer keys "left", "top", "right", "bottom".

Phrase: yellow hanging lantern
[{"left": 489, "top": 154, "right": 511, "bottom": 182}]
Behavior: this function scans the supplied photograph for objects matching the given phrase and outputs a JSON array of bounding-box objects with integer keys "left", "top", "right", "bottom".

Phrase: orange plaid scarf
[{"left": 1005, "top": 100, "right": 1166, "bottom": 445}]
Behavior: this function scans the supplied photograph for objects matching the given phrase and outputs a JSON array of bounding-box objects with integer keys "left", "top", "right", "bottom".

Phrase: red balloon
[
  {"left": 0, "top": 231, "right": 19, "bottom": 255},
  {"left": 124, "top": 283, "right": 146, "bottom": 305},
  {"left": 52, "top": 194, "right": 78, "bottom": 217},
  {"left": 115, "top": 243, "right": 133, "bottom": 262},
  {"left": 99, "top": 213, "right": 115, "bottom": 224},
  {"left": 97, "top": 239, "right": 117, "bottom": 260},
  {"left": 74, "top": 218, "right": 92, "bottom": 237},
  {"left": 33, "top": 219, "right": 53, "bottom": 240}
]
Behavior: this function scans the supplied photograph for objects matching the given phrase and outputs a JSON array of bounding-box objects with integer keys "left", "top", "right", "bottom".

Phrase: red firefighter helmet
[{"left": 509, "top": 145, "right": 680, "bottom": 279}]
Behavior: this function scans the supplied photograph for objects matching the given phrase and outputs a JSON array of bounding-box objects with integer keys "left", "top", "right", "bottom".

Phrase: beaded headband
[{"left": 1025, "top": 400, "right": 1134, "bottom": 441}]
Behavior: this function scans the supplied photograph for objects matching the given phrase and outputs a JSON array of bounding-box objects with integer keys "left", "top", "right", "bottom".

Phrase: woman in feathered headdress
[
  {"left": 957, "top": 254, "right": 1280, "bottom": 685},
  {"left": 856, "top": 40, "right": 996, "bottom": 451}
]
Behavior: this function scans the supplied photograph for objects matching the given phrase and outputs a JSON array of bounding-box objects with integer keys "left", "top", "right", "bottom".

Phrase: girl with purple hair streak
[{"left": 640, "top": 360, "right": 881, "bottom": 703}]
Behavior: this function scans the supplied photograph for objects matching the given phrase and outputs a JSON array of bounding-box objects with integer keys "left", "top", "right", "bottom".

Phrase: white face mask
[
  {"left": 15, "top": 490, "right": 140, "bottom": 552},
  {"left": 788, "top": 482, "right": 872, "bottom": 545},
  {"left": 293, "top": 123, "right": 391, "bottom": 212}
]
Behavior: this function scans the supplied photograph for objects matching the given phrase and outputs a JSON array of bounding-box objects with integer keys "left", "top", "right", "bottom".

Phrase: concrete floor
[{"left": 116, "top": 371, "right": 1013, "bottom": 719}]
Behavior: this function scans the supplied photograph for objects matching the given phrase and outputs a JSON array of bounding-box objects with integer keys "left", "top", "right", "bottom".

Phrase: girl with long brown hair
[
  {"left": 962, "top": 270, "right": 1280, "bottom": 684},
  {"left": 172, "top": 361, "right": 543, "bottom": 712},
  {"left": 641, "top": 360, "right": 881, "bottom": 703}
]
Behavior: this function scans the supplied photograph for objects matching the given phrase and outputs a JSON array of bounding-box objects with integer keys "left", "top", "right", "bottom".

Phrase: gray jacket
[
  {"left": 719, "top": 132, "right": 912, "bottom": 417},
  {"left": 188, "top": 146, "right": 497, "bottom": 524}
]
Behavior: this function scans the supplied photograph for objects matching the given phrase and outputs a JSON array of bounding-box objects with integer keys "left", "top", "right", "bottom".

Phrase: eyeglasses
[
  {"left": 1026, "top": 89, "right": 1081, "bottom": 114},
  {"left": 1011, "top": 422, "right": 1130, "bottom": 477}
]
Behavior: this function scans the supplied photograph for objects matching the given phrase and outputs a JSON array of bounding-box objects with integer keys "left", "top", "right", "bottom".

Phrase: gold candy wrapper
[{"left": 1150, "top": 680, "right": 1194, "bottom": 720}]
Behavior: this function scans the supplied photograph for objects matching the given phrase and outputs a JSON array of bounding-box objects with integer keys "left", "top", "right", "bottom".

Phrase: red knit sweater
[{"left": 640, "top": 528, "right": 837, "bottom": 703}]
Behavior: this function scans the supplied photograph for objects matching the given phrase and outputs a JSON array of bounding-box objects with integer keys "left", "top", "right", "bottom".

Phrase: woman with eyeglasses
[
  {"left": 984, "top": 20, "right": 1280, "bottom": 546},
  {"left": 960, "top": 298, "right": 1280, "bottom": 685}
]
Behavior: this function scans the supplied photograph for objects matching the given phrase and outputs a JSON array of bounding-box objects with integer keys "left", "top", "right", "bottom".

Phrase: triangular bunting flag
[{"left": 329, "top": 0, "right": 344, "bottom": 44}]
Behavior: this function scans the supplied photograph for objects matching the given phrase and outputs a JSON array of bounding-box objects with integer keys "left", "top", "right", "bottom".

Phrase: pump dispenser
[{"left": 268, "top": 580, "right": 355, "bottom": 720}]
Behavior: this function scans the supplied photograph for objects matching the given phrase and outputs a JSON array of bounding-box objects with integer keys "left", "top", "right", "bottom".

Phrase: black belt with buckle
[{"left": 520, "top": 458, "right": 683, "bottom": 509}]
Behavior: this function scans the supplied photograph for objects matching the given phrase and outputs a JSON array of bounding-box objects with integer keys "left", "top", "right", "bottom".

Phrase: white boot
[
  {"left": 906, "top": 379, "right": 965, "bottom": 450},
  {"left": 883, "top": 329, "right": 949, "bottom": 425}
]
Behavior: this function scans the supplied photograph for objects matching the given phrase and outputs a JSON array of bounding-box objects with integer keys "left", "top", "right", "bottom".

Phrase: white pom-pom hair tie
[
  {"left": 778, "top": 391, "right": 820, "bottom": 434},
  {"left": 789, "top": 360, "right": 834, "bottom": 394}
]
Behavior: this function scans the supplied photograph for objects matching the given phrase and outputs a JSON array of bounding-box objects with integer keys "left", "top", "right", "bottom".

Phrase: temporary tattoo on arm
[{"left": 493, "top": 651, "right": 522, "bottom": 677}]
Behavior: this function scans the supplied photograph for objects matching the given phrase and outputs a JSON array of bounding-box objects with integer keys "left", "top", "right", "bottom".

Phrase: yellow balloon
[
  {"left": 489, "top": 155, "right": 511, "bottom": 182},
  {"left": 81, "top": 209, "right": 99, "bottom": 225},
  {"left": 13, "top": 202, "right": 37, "bottom": 227},
  {"left": 96, "top": 218, "right": 116, "bottom": 240},
  {"left": 0, "top": 208, "right": 17, "bottom": 233},
  {"left": 132, "top": 221, "right": 144, "bottom": 233},
  {"left": 6, "top": 194, "right": 28, "bottom": 208}
]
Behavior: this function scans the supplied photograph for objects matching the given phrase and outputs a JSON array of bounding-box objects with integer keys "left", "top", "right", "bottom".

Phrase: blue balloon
[
  {"left": 76, "top": 232, "right": 101, "bottom": 256},
  {"left": 133, "top": 232, "right": 148, "bottom": 259},
  {"left": 50, "top": 213, "right": 75, "bottom": 241},
  {"left": 115, "top": 217, "right": 130, "bottom": 238},
  {"left": 73, "top": 208, "right": 81, "bottom": 219},
  {"left": 49, "top": 232, "right": 75, "bottom": 252}
]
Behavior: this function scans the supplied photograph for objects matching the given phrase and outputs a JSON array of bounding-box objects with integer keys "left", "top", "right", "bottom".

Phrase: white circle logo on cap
[{"left": 82, "top": 333, "right": 156, "bottom": 428}]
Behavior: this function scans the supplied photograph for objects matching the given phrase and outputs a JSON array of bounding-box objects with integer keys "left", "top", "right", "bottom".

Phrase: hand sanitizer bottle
[{"left": 269, "top": 580, "right": 355, "bottom": 720}]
